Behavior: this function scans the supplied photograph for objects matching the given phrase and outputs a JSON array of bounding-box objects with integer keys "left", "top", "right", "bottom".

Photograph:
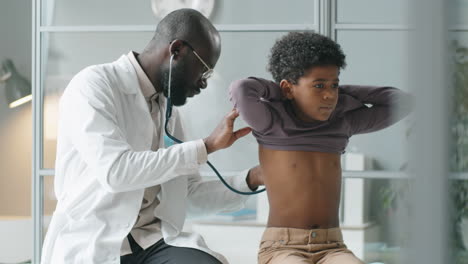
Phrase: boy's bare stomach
[{"left": 259, "top": 145, "right": 342, "bottom": 229}]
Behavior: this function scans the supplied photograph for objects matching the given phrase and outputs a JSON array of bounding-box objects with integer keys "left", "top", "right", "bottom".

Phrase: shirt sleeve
[
  {"left": 340, "top": 85, "right": 414, "bottom": 135},
  {"left": 229, "top": 77, "right": 283, "bottom": 134}
]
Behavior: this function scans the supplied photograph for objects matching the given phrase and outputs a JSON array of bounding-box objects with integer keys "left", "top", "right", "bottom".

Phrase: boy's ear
[{"left": 280, "top": 79, "right": 294, "bottom": 99}]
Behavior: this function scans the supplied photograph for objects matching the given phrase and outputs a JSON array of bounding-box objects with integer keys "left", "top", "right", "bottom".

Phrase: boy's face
[{"left": 281, "top": 65, "right": 340, "bottom": 122}]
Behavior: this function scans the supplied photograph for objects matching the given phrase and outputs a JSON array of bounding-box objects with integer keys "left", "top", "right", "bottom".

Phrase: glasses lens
[{"left": 202, "top": 69, "right": 213, "bottom": 80}]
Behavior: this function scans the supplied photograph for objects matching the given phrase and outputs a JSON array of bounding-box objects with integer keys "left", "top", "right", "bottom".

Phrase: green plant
[
  {"left": 450, "top": 40, "right": 468, "bottom": 252},
  {"left": 376, "top": 41, "right": 468, "bottom": 258}
]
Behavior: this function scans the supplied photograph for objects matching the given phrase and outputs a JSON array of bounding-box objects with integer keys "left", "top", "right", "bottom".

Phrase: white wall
[
  {"left": 0, "top": 0, "right": 32, "bottom": 216},
  {"left": 0, "top": 0, "right": 34, "bottom": 262}
]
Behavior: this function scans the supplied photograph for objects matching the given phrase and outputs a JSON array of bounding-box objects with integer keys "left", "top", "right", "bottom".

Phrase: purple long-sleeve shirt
[{"left": 229, "top": 77, "right": 412, "bottom": 153}]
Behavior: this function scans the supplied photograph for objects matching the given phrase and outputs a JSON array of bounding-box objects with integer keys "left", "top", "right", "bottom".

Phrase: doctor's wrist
[{"left": 203, "top": 137, "right": 216, "bottom": 154}]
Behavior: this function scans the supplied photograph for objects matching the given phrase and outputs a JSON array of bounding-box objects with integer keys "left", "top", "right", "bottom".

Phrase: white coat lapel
[{"left": 115, "top": 56, "right": 154, "bottom": 151}]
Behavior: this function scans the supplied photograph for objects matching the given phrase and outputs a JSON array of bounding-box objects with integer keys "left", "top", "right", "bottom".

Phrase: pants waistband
[{"left": 261, "top": 227, "right": 343, "bottom": 244}]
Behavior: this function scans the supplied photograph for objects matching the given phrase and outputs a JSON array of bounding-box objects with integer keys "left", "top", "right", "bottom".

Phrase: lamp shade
[{"left": 1, "top": 59, "right": 31, "bottom": 108}]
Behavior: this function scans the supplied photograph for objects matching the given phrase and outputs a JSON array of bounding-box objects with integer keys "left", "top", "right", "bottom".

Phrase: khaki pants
[{"left": 258, "top": 227, "right": 364, "bottom": 264}]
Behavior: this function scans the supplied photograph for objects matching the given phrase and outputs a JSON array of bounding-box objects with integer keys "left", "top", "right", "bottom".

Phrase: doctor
[{"left": 41, "top": 8, "right": 263, "bottom": 264}]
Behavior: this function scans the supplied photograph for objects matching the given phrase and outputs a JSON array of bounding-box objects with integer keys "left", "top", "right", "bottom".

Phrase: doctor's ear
[{"left": 169, "top": 39, "right": 184, "bottom": 58}]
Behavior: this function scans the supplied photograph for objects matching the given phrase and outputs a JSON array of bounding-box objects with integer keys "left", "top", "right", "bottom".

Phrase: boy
[{"left": 229, "top": 32, "right": 412, "bottom": 264}]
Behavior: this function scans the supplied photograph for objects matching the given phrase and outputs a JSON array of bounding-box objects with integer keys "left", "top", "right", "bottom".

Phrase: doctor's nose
[{"left": 199, "top": 78, "right": 208, "bottom": 89}]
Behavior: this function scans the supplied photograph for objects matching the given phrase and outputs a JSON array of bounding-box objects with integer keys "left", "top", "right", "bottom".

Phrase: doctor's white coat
[{"left": 41, "top": 54, "right": 251, "bottom": 264}]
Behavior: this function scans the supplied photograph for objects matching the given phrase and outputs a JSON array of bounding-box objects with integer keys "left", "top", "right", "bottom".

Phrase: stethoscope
[{"left": 164, "top": 54, "right": 266, "bottom": 195}]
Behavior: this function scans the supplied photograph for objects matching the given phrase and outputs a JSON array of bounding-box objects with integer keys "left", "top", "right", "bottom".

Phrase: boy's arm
[
  {"left": 229, "top": 77, "right": 283, "bottom": 134},
  {"left": 340, "top": 85, "right": 413, "bottom": 135}
]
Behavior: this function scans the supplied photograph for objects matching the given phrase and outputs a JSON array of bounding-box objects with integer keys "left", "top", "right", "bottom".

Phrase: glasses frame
[{"left": 178, "top": 40, "right": 214, "bottom": 80}]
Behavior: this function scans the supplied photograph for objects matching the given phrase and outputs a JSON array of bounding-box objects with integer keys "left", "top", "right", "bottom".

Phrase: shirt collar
[{"left": 127, "top": 51, "right": 159, "bottom": 99}]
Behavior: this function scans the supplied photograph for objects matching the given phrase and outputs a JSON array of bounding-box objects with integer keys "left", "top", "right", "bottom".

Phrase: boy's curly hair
[{"left": 267, "top": 32, "right": 346, "bottom": 84}]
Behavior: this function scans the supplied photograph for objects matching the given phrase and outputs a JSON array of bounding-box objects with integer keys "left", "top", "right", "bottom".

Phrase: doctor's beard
[{"left": 160, "top": 58, "right": 196, "bottom": 106}]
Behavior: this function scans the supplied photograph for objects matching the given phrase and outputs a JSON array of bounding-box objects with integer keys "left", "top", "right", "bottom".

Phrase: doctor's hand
[
  {"left": 203, "top": 109, "right": 251, "bottom": 154},
  {"left": 247, "top": 165, "right": 264, "bottom": 191}
]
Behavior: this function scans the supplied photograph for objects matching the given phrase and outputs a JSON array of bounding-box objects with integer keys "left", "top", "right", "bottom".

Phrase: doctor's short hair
[
  {"left": 153, "top": 8, "right": 216, "bottom": 46},
  {"left": 267, "top": 32, "right": 347, "bottom": 84}
]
